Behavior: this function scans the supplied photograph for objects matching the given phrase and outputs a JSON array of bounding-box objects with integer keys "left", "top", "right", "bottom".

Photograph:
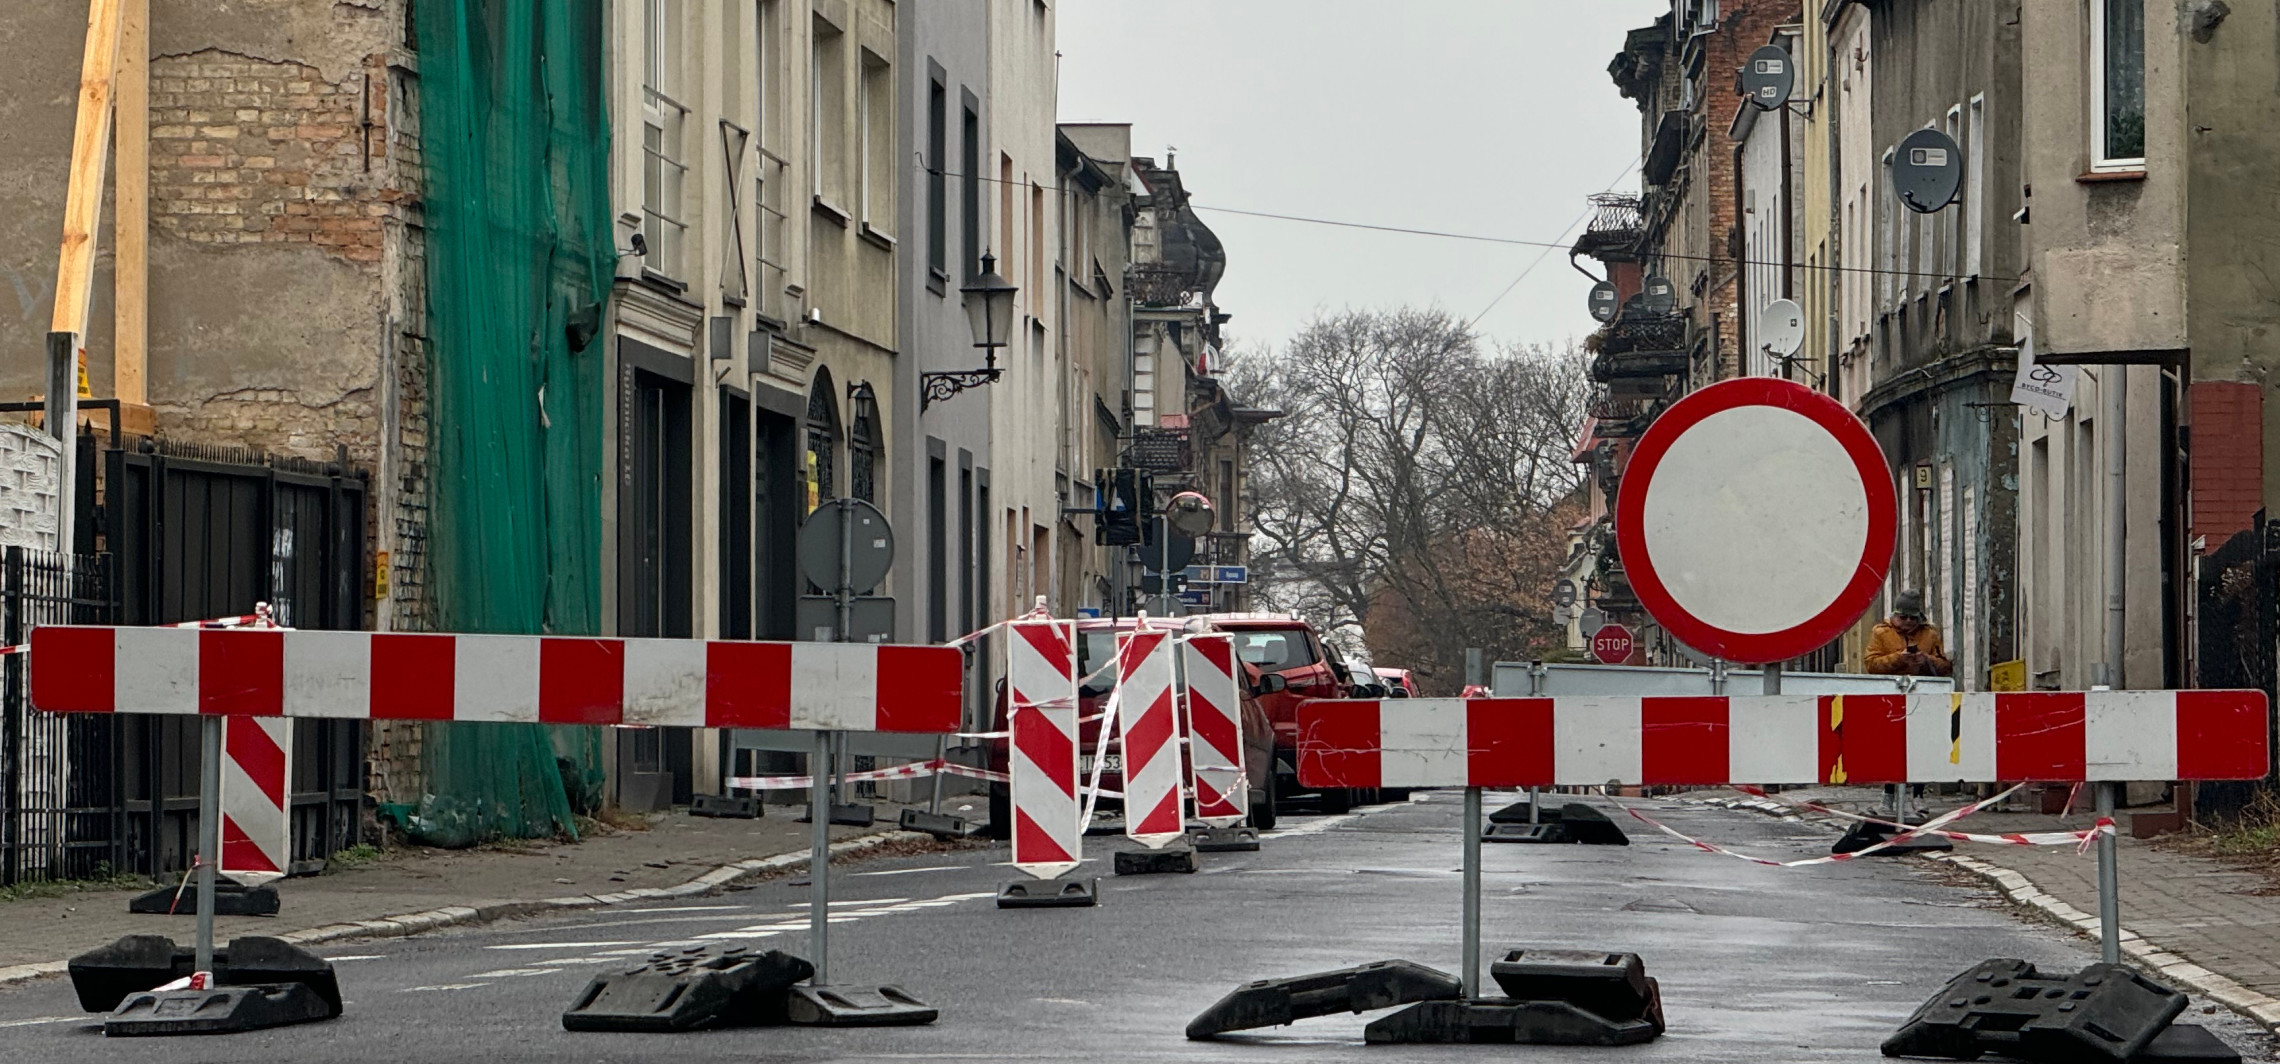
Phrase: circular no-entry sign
[
  {"left": 1613, "top": 377, "right": 1895, "bottom": 664},
  {"left": 1591, "top": 623, "right": 1635, "bottom": 665}
]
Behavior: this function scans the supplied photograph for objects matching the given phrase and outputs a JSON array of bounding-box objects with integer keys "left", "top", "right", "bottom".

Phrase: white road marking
[
  {"left": 526, "top": 957, "right": 621, "bottom": 966},
  {"left": 788, "top": 897, "right": 910, "bottom": 908},
  {"left": 400, "top": 983, "right": 490, "bottom": 992},
  {"left": 484, "top": 941, "right": 641, "bottom": 951},
  {"left": 467, "top": 967, "right": 562, "bottom": 978},
  {"left": 0, "top": 1016, "right": 78, "bottom": 1029},
  {"left": 850, "top": 865, "right": 964, "bottom": 877},
  {"left": 608, "top": 904, "right": 745, "bottom": 913},
  {"left": 325, "top": 954, "right": 386, "bottom": 962},
  {"left": 1262, "top": 812, "right": 1363, "bottom": 839}
]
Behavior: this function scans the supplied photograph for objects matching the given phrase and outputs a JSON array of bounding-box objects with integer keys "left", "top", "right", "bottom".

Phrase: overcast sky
[{"left": 1055, "top": 0, "right": 1668, "bottom": 357}]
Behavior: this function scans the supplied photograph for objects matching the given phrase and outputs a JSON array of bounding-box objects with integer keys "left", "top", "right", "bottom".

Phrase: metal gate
[
  {"left": 103, "top": 443, "right": 370, "bottom": 874},
  {"left": 0, "top": 549, "right": 118, "bottom": 885},
  {"left": 2192, "top": 512, "right": 2277, "bottom": 822}
]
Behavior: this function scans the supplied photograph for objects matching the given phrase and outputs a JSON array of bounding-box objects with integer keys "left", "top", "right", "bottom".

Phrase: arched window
[
  {"left": 848, "top": 383, "right": 880, "bottom": 505},
  {"left": 804, "top": 370, "right": 839, "bottom": 513}
]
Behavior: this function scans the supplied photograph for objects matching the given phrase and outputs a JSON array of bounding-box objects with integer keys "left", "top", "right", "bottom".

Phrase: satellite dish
[
  {"left": 1758, "top": 298, "right": 1805, "bottom": 358},
  {"left": 1740, "top": 45, "right": 1794, "bottom": 111},
  {"left": 1637, "top": 275, "right": 1676, "bottom": 315},
  {"left": 1893, "top": 127, "right": 1963, "bottom": 214},
  {"left": 1587, "top": 281, "right": 1620, "bottom": 323},
  {"left": 1164, "top": 491, "right": 1215, "bottom": 537}
]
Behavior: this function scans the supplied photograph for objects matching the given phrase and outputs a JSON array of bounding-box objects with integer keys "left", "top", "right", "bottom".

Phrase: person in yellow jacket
[{"left": 1865, "top": 590, "right": 1951, "bottom": 677}]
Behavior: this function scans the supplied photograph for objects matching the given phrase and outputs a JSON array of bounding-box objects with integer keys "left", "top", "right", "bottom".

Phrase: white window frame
[
  {"left": 1879, "top": 148, "right": 1896, "bottom": 310},
  {"left": 2090, "top": 0, "right": 2147, "bottom": 172},
  {"left": 1942, "top": 107, "right": 1962, "bottom": 281},
  {"left": 1965, "top": 94, "right": 1985, "bottom": 278},
  {"left": 641, "top": 0, "right": 689, "bottom": 280}
]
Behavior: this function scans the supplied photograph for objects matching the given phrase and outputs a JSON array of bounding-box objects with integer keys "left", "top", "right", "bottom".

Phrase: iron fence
[{"left": 1, "top": 548, "right": 119, "bottom": 885}]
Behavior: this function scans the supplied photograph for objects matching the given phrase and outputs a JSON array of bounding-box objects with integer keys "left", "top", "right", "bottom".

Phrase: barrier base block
[
  {"left": 103, "top": 982, "right": 331, "bottom": 1037},
  {"left": 561, "top": 945, "right": 813, "bottom": 1032},
  {"left": 68, "top": 935, "right": 341, "bottom": 1016},
  {"left": 2135, "top": 1024, "right": 2240, "bottom": 1063},
  {"left": 1114, "top": 846, "right": 1199, "bottom": 876},
  {"left": 1187, "top": 825, "right": 1261, "bottom": 852},
  {"left": 1186, "top": 959, "right": 1463, "bottom": 1039},
  {"left": 690, "top": 794, "right": 762, "bottom": 819},
  {"left": 1885, "top": 959, "right": 2186, "bottom": 1062},
  {"left": 1489, "top": 949, "right": 1660, "bottom": 1032},
  {"left": 1363, "top": 997, "right": 1660, "bottom": 1046},
  {"left": 1488, "top": 801, "right": 1562, "bottom": 825},
  {"left": 1483, "top": 822, "right": 1567, "bottom": 844},
  {"left": 783, "top": 984, "right": 937, "bottom": 1026},
  {"left": 794, "top": 804, "right": 876, "bottom": 827},
  {"left": 1833, "top": 820, "right": 1954, "bottom": 855},
  {"left": 898, "top": 808, "right": 970, "bottom": 839},
  {"left": 996, "top": 878, "right": 1098, "bottom": 908},
  {"left": 127, "top": 878, "right": 279, "bottom": 917}
]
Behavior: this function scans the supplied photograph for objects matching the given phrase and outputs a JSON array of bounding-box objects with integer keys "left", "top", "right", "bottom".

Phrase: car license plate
[{"left": 1079, "top": 754, "right": 1122, "bottom": 775}]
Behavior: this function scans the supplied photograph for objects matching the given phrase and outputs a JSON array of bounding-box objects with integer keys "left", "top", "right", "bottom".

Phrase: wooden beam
[
  {"left": 51, "top": 0, "right": 126, "bottom": 341},
  {"left": 113, "top": 0, "right": 147, "bottom": 406}
]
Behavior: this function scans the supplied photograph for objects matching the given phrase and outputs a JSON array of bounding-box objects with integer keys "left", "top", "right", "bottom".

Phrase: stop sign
[{"left": 1591, "top": 623, "right": 1635, "bottom": 665}]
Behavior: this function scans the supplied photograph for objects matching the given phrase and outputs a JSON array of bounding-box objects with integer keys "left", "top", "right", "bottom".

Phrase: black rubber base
[
  {"left": 1186, "top": 960, "right": 1462, "bottom": 1039},
  {"left": 1114, "top": 847, "right": 1198, "bottom": 875},
  {"left": 996, "top": 878, "right": 1099, "bottom": 908},
  {"left": 689, "top": 794, "right": 762, "bottom": 819},
  {"left": 898, "top": 808, "right": 969, "bottom": 839},
  {"left": 1186, "top": 825, "right": 1261, "bottom": 852},
  {"left": 1363, "top": 997, "right": 1660, "bottom": 1046},
  {"left": 69, "top": 935, "right": 340, "bottom": 1016},
  {"left": 783, "top": 984, "right": 938, "bottom": 1026},
  {"left": 561, "top": 946, "right": 813, "bottom": 1032},
  {"left": 104, "top": 982, "right": 332, "bottom": 1037},
  {"left": 2134, "top": 1024, "right": 2241, "bottom": 1063},
  {"left": 1833, "top": 819, "right": 1955, "bottom": 855}
]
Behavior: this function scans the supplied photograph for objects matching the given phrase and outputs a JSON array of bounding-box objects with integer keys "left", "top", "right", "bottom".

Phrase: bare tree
[{"left": 1233, "top": 308, "right": 1589, "bottom": 693}]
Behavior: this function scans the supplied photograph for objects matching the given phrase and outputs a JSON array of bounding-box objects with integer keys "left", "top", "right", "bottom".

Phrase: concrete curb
[
  {"left": 1679, "top": 793, "right": 2280, "bottom": 1033},
  {"left": 0, "top": 829, "right": 928, "bottom": 988}
]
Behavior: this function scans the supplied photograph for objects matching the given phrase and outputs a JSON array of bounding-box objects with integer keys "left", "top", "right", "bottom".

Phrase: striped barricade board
[
  {"left": 1296, "top": 693, "right": 2270, "bottom": 788},
  {"left": 29, "top": 626, "right": 964, "bottom": 733}
]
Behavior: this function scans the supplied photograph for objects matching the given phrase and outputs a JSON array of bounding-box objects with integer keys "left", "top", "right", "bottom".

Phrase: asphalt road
[{"left": 0, "top": 793, "right": 2266, "bottom": 1062}]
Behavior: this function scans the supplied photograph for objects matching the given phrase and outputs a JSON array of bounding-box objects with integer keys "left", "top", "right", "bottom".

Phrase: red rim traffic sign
[
  {"left": 1591, "top": 623, "right": 1634, "bottom": 665},
  {"left": 1614, "top": 377, "right": 1895, "bottom": 664}
]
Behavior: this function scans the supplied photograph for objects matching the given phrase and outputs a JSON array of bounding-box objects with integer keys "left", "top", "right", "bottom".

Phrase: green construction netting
[{"left": 404, "top": 0, "right": 615, "bottom": 846}]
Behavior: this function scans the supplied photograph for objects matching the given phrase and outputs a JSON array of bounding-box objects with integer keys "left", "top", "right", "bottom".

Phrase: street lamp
[{"left": 923, "top": 251, "right": 1018, "bottom": 410}]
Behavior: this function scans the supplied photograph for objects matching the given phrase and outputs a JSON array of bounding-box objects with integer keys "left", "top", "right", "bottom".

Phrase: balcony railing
[
  {"left": 1600, "top": 309, "right": 1687, "bottom": 355},
  {"left": 1571, "top": 193, "right": 1643, "bottom": 259}
]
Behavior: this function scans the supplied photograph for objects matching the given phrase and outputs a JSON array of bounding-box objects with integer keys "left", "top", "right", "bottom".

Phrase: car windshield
[
  {"left": 1076, "top": 630, "right": 1118, "bottom": 685},
  {"left": 1230, "top": 629, "right": 1317, "bottom": 670}
]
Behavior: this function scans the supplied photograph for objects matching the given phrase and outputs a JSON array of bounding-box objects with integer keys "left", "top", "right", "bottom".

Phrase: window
[
  {"left": 927, "top": 79, "right": 947, "bottom": 277},
  {"left": 1965, "top": 95, "right": 1985, "bottom": 277},
  {"left": 858, "top": 49, "right": 892, "bottom": 232},
  {"left": 642, "top": 0, "right": 688, "bottom": 279},
  {"left": 961, "top": 105, "right": 981, "bottom": 277},
  {"left": 927, "top": 457, "right": 946, "bottom": 643},
  {"left": 1231, "top": 630, "right": 1319, "bottom": 670},
  {"left": 1030, "top": 183, "right": 1045, "bottom": 300},
  {"left": 848, "top": 387, "right": 879, "bottom": 504},
  {"left": 999, "top": 153, "right": 1014, "bottom": 279},
  {"left": 804, "top": 374, "right": 839, "bottom": 512},
  {"left": 1878, "top": 148, "right": 1896, "bottom": 309},
  {"left": 2092, "top": 0, "right": 2145, "bottom": 170},
  {"left": 811, "top": 19, "right": 846, "bottom": 209},
  {"left": 1942, "top": 107, "right": 1961, "bottom": 280}
]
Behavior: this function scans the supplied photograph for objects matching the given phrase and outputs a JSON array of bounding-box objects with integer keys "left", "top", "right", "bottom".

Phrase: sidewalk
[
  {"left": 1679, "top": 785, "right": 2280, "bottom": 1030},
  {"left": 0, "top": 794, "right": 974, "bottom": 977}
]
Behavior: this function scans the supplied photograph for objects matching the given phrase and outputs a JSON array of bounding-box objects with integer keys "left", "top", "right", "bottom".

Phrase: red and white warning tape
[
  {"left": 1612, "top": 783, "right": 2033, "bottom": 867},
  {"left": 1729, "top": 785, "right": 2116, "bottom": 852},
  {"left": 0, "top": 602, "right": 281, "bottom": 659}
]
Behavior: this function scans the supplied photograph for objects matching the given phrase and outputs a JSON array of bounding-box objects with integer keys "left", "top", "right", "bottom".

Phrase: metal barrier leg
[
  {"left": 2096, "top": 781, "right": 2121, "bottom": 963},
  {"left": 1461, "top": 786, "right": 1481, "bottom": 998},
  {"left": 195, "top": 714, "right": 220, "bottom": 973},
  {"left": 809, "top": 729, "right": 831, "bottom": 986}
]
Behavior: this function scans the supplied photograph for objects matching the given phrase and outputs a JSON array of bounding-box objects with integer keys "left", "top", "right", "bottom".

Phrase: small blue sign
[
  {"left": 1176, "top": 590, "right": 1212, "bottom": 606},
  {"left": 1212, "top": 565, "right": 1248, "bottom": 585},
  {"left": 1075, "top": 607, "right": 1103, "bottom": 619}
]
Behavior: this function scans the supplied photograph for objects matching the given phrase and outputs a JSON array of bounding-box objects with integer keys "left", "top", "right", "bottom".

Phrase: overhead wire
[
  {"left": 1463, "top": 157, "right": 1639, "bottom": 332},
  {"left": 914, "top": 155, "right": 2014, "bottom": 286}
]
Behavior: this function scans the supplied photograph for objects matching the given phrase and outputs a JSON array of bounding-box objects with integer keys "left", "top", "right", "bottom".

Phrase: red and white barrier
[
  {"left": 28, "top": 627, "right": 963, "bottom": 732},
  {"left": 1297, "top": 691, "right": 2270, "bottom": 788},
  {"left": 1008, "top": 619, "right": 1082, "bottom": 879},
  {"left": 1181, "top": 634, "right": 1246, "bottom": 827},
  {"left": 220, "top": 717, "right": 290, "bottom": 880},
  {"left": 726, "top": 758, "right": 1018, "bottom": 791},
  {"left": 1116, "top": 628, "right": 1185, "bottom": 847}
]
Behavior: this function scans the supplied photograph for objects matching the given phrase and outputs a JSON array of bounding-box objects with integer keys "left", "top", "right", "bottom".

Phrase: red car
[
  {"left": 984, "top": 616, "right": 1278, "bottom": 837},
  {"left": 1372, "top": 666, "right": 1418, "bottom": 697},
  {"left": 1192, "top": 612, "right": 1391, "bottom": 815}
]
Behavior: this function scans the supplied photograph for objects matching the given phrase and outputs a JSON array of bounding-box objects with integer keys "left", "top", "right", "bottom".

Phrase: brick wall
[{"left": 2190, "top": 380, "right": 2263, "bottom": 549}]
